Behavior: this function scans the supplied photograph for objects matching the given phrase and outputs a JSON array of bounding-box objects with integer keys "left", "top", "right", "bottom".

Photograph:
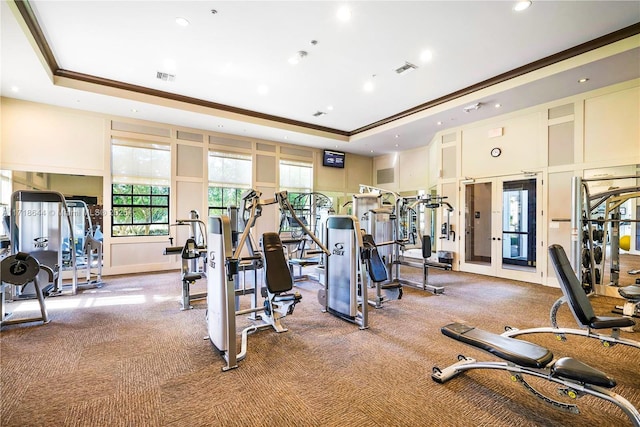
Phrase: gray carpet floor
[{"left": 1, "top": 266, "right": 639, "bottom": 426}]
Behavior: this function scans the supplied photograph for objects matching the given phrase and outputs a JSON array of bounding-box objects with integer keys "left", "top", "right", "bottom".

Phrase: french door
[{"left": 460, "top": 175, "right": 542, "bottom": 283}]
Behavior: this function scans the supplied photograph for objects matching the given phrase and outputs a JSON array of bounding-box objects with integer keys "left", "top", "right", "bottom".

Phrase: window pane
[
  {"left": 151, "top": 207, "right": 169, "bottom": 223},
  {"left": 113, "top": 195, "right": 132, "bottom": 205},
  {"left": 113, "top": 207, "right": 132, "bottom": 224},
  {"left": 133, "top": 207, "right": 151, "bottom": 224},
  {"left": 151, "top": 195, "right": 168, "bottom": 206},
  {"left": 113, "top": 184, "right": 132, "bottom": 194},
  {"left": 152, "top": 186, "right": 169, "bottom": 195},
  {"left": 133, "top": 185, "right": 151, "bottom": 195},
  {"left": 133, "top": 195, "right": 151, "bottom": 206}
]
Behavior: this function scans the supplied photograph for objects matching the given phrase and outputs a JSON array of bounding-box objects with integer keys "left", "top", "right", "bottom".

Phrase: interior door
[{"left": 460, "top": 175, "right": 542, "bottom": 283}]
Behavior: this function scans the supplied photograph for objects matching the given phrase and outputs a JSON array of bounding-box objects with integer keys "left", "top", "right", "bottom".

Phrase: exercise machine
[
  {"left": 9, "top": 190, "right": 78, "bottom": 296},
  {"left": 1, "top": 252, "right": 52, "bottom": 328},
  {"left": 164, "top": 211, "right": 208, "bottom": 310},
  {"left": 318, "top": 215, "right": 370, "bottom": 329},
  {"left": 502, "top": 244, "right": 639, "bottom": 349},
  {"left": 280, "top": 192, "right": 334, "bottom": 282},
  {"left": 206, "top": 189, "right": 328, "bottom": 370},
  {"left": 353, "top": 188, "right": 402, "bottom": 307},
  {"left": 392, "top": 194, "right": 454, "bottom": 294},
  {"left": 432, "top": 322, "right": 640, "bottom": 426},
  {"left": 65, "top": 199, "right": 103, "bottom": 289}
]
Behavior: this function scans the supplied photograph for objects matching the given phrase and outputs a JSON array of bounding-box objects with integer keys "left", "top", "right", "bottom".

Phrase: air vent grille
[
  {"left": 156, "top": 71, "right": 176, "bottom": 82},
  {"left": 395, "top": 61, "right": 418, "bottom": 75},
  {"left": 313, "top": 111, "right": 327, "bottom": 117}
]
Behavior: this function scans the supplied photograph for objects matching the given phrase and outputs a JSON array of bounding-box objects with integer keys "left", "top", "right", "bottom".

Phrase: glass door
[{"left": 460, "top": 176, "right": 542, "bottom": 283}]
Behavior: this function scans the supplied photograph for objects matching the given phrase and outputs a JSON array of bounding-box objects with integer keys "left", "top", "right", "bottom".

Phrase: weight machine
[
  {"left": 571, "top": 176, "right": 640, "bottom": 318},
  {"left": 392, "top": 194, "right": 454, "bottom": 294},
  {"left": 164, "top": 210, "right": 208, "bottom": 310},
  {"left": 206, "top": 189, "right": 329, "bottom": 371},
  {"left": 9, "top": 190, "right": 78, "bottom": 296},
  {"left": 65, "top": 199, "right": 103, "bottom": 289}
]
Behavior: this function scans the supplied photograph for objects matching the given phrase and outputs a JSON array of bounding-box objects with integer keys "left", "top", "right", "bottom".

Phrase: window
[
  {"left": 208, "top": 151, "right": 252, "bottom": 216},
  {"left": 111, "top": 139, "right": 170, "bottom": 236},
  {"left": 279, "top": 159, "right": 313, "bottom": 232}
]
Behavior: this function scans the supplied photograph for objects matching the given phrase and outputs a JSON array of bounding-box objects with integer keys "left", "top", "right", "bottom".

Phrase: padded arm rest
[
  {"left": 551, "top": 357, "right": 616, "bottom": 388},
  {"left": 164, "top": 247, "right": 183, "bottom": 255},
  {"left": 619, "top": 285, "right": 640, "bottom": 300},
  {"left": 590, "top": 315, "right": 635, "bottom": 329},
  {"left": 441, "top": 323, "right": 554, "bottom": 369}
]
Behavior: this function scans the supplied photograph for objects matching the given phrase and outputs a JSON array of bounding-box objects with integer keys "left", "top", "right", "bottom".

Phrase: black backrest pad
[
  {"left": 422, "top": 235, "right": 432, "bottom": 258},
  {"left": 441, "top": 323, "right": 553, "bottom": 369},
  {"left": 263, "top": 232, "right": 293, "bottom": 294},
  {"left": 548, "top": 244, "right": 595, "bottom": 325},
  {"left": 362, "top": 234, "right": 388, "bottom": 283}
]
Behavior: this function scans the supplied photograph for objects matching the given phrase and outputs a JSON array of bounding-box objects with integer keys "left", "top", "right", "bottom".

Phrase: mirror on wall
[
  {"left": 0, "top": 170, "right": 104, "bottom": 239},
  {"left": 583, "top": 164, "right": 639, "bottom": 290}
]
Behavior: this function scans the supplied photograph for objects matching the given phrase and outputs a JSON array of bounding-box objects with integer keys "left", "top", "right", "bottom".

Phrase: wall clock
[{"left": 491, "top": 147, "right": 502, "bottom": 158}]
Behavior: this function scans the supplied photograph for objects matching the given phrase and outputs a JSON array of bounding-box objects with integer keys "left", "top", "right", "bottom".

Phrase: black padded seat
[
  {"left": 362, "top": 234, "right": 388, "bottom": 283},
  {"left": 548, "top": 244, "right": 636, "bottom": 330},
  {"left": 590, "top": 315, "right": 635, "bottom": 329},
  {"left": 263, "top": 232, "right": 294, "bottom": 294},
  {"left": 551, "top": 357, "right": 616, "bottom": 388},
  {"left": 441, "top": 323, "right": 553, "bottom": 369},
  {"left": 183, "top": 272, "right": 201, "bottom": 282},
  {"left": 619, "top": 285, "right": 640, "bottom": 301}
]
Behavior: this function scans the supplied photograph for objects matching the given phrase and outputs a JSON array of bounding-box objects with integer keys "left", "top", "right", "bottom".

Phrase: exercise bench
[
  {"left": 433, "top": 322, "right": 640, "bottom": 426},
  {"left": 502, "top": 244, "right": 639, "bottom": 349}
]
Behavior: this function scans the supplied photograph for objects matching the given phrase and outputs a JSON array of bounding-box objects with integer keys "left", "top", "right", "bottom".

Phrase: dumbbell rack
[{"left": 580, "top": 212, "right": 604, "bottom": 293}]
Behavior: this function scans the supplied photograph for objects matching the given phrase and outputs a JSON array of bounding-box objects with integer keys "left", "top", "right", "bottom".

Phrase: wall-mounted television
[{"left": 322, "top": 150, "right": 345, "bottom": 168}]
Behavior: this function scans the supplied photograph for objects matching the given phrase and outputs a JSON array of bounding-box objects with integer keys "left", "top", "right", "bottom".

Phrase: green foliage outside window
[{"left": 112, "top": 184, "right": 169, "bottom": 236}]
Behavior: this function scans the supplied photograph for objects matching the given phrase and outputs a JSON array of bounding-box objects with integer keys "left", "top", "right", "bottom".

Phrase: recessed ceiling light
[
  {"left": 363, "top": 80, "right": 374, "bottom": 92},
  {"left": 370, "top": 150, "right": 374, "bottom": 153},
  {"left": 578, "top": 78, "right": 589, "bottom": 83},
  {"left": 175, "top": 17, "right": 190, "bottom": 26},
  {"left": 513, "top": 1, "right": 532, "bottom": 12},
  {"left": 394, "top": 134, "right": 399, "bottom": 139},
  {"left": 337, "top": 6, "right": 351, "bottom": 22},
  {"left": 437, "top": 121, "right": 443, "bottom": 125},
  {"left": 395, "top": 144, "right": 399, "bottom": 147},
  {"left": 495, "top": 103, "right": 502, "bottom": 108},
  {"left": 217, "top": 124, "right": 224, "bottom": 128},
  {"left": 420, "top": 49, "right": 433, "bottom": 62},
  {"left": 257, "top": 84, "right": 269, "bottom": 95},
  {"left": 131, "top": 108, "right": 138, "bottom": 113},
  {"left": 327, "top": 105, "right": 334, "bottom": 111},
  {"left": 284, "top": 136, "right": 288, "bottom": 140},
  {"left": 10, "top": 85, "right": 19, "bottom": 93},
  {"left": 288, "top": 50, "right": 308, "bottom": 65}
]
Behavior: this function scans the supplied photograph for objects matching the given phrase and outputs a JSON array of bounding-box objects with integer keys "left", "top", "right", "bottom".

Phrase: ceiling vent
[
  {"left": 463, "top": 102, "right": 482, "bottom": 113},
  {"left": 156, "top": 71, "right": 176, "bottom": 82},
  {"left": 313, "top": 111, "right": 327, "bottom": 117},
  {"left": 395, "top": 61, "right": 418, "bottom": 75}
]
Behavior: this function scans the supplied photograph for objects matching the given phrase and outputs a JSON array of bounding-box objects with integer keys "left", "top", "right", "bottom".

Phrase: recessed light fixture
[
  {"left": 463, "top": 102, "right": 481, "bottom": 113},
  {"left": 363, "top": 80, "right": 374, "bottom": 92},
  {"left": 437, "top": 121, "right": 443, "bottom": 126},
  {"left": 495, "top": 103, "right": 502, "bottom": 108},
  {"left": 257, "top": 84, "right": 269, "bottom": 95},
  {"left": 288, "top": 50, "right": 308, "bottom": 65},
  {"left": 217, "top": 124, "right": 224, "bottom": 128},
  {"left": 131, "top": 108, "right": 138, "bottom": 113},
  {"left": 10, "top": 85, "right": 19, "bottom": 93},
  {"left": 420, "top": 49, "right": 433, "bottom": 62},
  {"left": 394, "top": 144, "right": 399, "bottom": 147},
  {"left": 513, "top": 1, "right": 532, "bottom": 12},
  {"left": 370, "top": 150, "right": 374, "bottom": 153},
  {"left": 284, "top": 136, "right": 288, "bottom": 140},
  {"left": 394, "top": 134, "right": 399, "bottom": 139},
  {"left": 175, "top": 17, "right": 190, "bottom": 26},
  {"left": 337, "top": 6, "right": 351, "bottom": 22},
  {"left": 327, "top": 105, "right": 334, "bottom": 111},
  {"left": 578, "top": 78, "right": 589, "bottom": 83}
]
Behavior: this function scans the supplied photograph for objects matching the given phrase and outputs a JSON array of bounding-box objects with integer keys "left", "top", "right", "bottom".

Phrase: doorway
[{"left": 460, "top": 176, "right": 541, "bottom": 283}]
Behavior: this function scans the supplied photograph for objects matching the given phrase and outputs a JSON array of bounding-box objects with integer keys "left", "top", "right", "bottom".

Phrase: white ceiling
[{"left": 1, "top": 1, "right": 639, "bottom": 156}]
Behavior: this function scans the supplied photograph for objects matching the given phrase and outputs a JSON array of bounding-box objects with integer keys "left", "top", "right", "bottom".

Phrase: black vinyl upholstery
[
  {"left": 362, "top": 234, "right": 388, "bottom": 283},
  {"left": 422, "top": 235, "right": 432, "bottom": 258},
  {"left": 441, "top": 323, "right": 554, "bottom": 369},
  {"left": 551, "top": 357, "right": 616, "bottom": 388},
  {"left": 619, "top": 285, "right": 640, "bottom": 300},
  {"left": 548, "top": 244, "right": 635, "bottom": 330},
  {"left": 263, "top": 232, "right": 294, "bottom": 294}
]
